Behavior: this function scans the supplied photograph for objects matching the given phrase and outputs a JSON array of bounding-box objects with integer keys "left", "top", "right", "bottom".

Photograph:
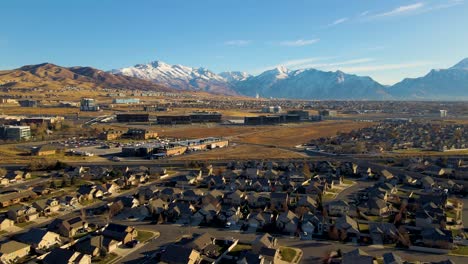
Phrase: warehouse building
[{"left": 116, "top": 113, "right": 150, "bottom": 123}]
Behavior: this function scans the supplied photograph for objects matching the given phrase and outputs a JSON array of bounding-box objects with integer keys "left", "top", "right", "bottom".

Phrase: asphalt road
[
  {"left": 116, "top": 222, "right": 466, "bottom": 264},
  {"left": 328, "top": 180, "right": 374, "bottom": 204}
]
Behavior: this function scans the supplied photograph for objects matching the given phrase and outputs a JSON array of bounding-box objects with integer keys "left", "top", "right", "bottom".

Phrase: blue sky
[{"left": 1, "top": 0, "right": 467, "bottom": 84}]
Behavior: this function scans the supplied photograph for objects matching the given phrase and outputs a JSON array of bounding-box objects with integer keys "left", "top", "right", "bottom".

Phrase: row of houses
[{"left": 0, "top": 222, "right": 137, "bottom": 264}]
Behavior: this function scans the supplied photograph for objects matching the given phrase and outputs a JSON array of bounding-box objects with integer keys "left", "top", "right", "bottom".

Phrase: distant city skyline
[{"left": 1, "top": 0, "right": 467, "bottom": 84}]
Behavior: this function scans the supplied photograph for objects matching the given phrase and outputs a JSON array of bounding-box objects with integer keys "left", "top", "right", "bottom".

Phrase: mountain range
[
  {"left": 0, "top": 63, "right": 172, "bottom": 92},
  {"left": 113, "top": 58, "right": 468, "bottom": 100},
  {"left": 1, "top": 58, "right": 468, "bottom": 100},
  {"left": 111, "top": 61, "right": 245, "bottom": 95}
]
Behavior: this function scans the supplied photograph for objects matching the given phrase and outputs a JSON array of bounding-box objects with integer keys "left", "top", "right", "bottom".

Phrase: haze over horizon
[{"left": 2, "top": 0, "right": 468, "bottom": 85}]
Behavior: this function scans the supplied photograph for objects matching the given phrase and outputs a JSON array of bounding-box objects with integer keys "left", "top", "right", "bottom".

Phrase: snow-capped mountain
[
  {"left": 218, "top": 71, "right": 251, "bottom": 82},
  {"left": 112, "top": 61, "right": 237, "bottom": 95},
  {"left": 389, "top": 58, "right": 468, "bottom": 100},
  {"left": 232, "top": 67, "right": 389, "bottom": 100},
  {"left": 113, "top": 58, "right": 468, "bottom": 100}
]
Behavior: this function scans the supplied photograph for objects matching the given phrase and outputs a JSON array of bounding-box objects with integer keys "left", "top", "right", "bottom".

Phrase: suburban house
[
  {"left": 332, "top": 216, "right": 360, "bottom": 241},
  {"left": 223, "top": 190, "right": 244, "bottom": 206},
  {"left": 327, "top": 200, "right": 350, "bottom": 216},
  {"left": 0, "top": 218, "right": 14, "bottom": 231},
  {"left": 247, "top": 212, "right": 273, "bottom": 230},
  {"left": 14, "top": 228, "right": 61, "bottom": 251},
  {"left": 251, "top": 233, "right": 278, "bottom": 254},
  {"left": 160, "top": 244, "right": 201, "bottom": 264},
  {"left": 47, "top": 216, "right": 88, "bottom": 238},
  {"left": 382, "top": 252, "right": 404, "bottom": 264},
  {"left": 359, "top": 198, "right": 392, "bottom": 216},
  {"left": 7, "top": 205, "right": 39, "bottom": 223},
  {"left": 296, "top": 195, "right": 318, "bottom": 212},
  {"left": 3, "top": 171, "right": 31, "bottom": 183},
  {"left": 32, "top": 198, "right": 61, "bottom": 216},
  {"left": 77, "top": 185, "right": 103, "bottom": 202},
  {"left": 102, "top": 223, "right": 137, "bottom": 245},
  {"left": 0, "top": 190, "right": 37, "bottom": 208},
  {"left": 148, "top": 198, "right": 168, "bottom": 215},
  {"left": 0, "top": 240, "right": 31, "bottom": 264},
  {"left": 43, "top": 248, "right": 91, "bottom": 264},
  {"left": 302, "top": 212, "right": 325, "bottom": 237},
  {"left": 421, "top": 228, "right": 453, "bottom": 249},
  {"left": 184, "top": 233, "right": 219, "bottom": 258},
  {"left": 369, "top": 222, "right": 400, "bottom": 245},
  {"left": 74, "top": 235, "right": 118, "bottom": 257},
  {"left": 270, "top": 192, "right": 289, "bottom": 211},
  {"left": 276, "top": 210, "right": 299, "bottom": 235}
]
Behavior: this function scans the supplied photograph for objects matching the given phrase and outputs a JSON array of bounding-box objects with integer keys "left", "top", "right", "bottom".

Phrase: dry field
[
  {"left": 166, "top": 120, "right": 374, "bottom": 160},
  {"left": 171, "top": 144, "right": 306, "bottom": 161},
  {"left": 234, "top": 121, "right": 374, "bottom": 147}
]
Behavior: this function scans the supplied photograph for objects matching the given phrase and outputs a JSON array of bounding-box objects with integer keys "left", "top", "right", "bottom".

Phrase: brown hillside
[{"left": 0, "top": 63, "right": 174, "bottom": 92}]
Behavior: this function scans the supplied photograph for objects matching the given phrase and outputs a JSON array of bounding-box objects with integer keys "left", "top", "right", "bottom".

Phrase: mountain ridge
[
  {"left": 111, "top": 61, "right": 238, "bottom": 95},
  {"left": 0, "top": 63, "right": 173, "bottom": 92}
]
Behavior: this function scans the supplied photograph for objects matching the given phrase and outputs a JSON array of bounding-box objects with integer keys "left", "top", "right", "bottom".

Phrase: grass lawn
[
  {"left": 366, "top": 215, "right": 382, "bottom": 222},
  {"left": 94, "top": 253, "right": 119, "bottom": 264},
  {"left": 323, "top": 193, "right": 335, "bottom": 201},
  {"left": 359, "top": 223, "right": 369, "bottom": 232},
  {"left": 279, "top": 247, "right": 297, "bottom": 262},
  {"left": 343, "top": 179, "right": 354, "bottom": 185},
  {"left": 452, "top": 246, "right": 468, "bottom": 255},
  {"left": 136, "top": 230, "right": 154, "bottom": 242},
  {"left": 446, "top": 210, "right": 458, "bottom": 220}
]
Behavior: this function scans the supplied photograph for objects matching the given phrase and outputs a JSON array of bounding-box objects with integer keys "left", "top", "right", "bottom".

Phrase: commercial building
[
  {"left": 30, "top": 145, "right": 59, "bottom": 156},
  {"left": 80, "top": 98, "right": 100, "bottom": 111},
  {"left": 0, "top": 125, "right": 31, "bottom": 141},
  {"left": 440, "top": 110, "right": 448, "bottom": 118},
  {"left": 116, "top": 113, "right": 149, "bottom": 123},
  {"left": 245, "top": 116, "right": 281, "bottom": 125},
  {"left": 0, "top": 98, "right": 18, "bottom": 104},
  {"left": 319, "top": 110, "right": 338, "bottom": 117},
  {"left": 124, "top": 128, "right": 158, "bottom": 140},
  {"left": 18, "top": 100, "right": 38, "bottom": 108},
  {"left": 112, "top": 98, "right": 140, "bottom": 104},
  {"left": 157, "top": 115, "right": 191, "bottom": 125},
  {"left": 189, "top": 112, "right": 222, "bottom": 123},
  {"left": 287, "top": 110, "right": 309, "bottom": 120},
  {"left": 156, "top": 112, "right": 222, "bottom": 125},
  {"left": 143, "top": 105, "right": 169, "bottom": 112},
  {"left": 21, "top": 116, "right": 64, "bottom": 127},
  {"left": 98, "top": 130, "right": 125, "bottom": 140},
  {"left": 121, "top": 137, "right": 228, "bottom": 158},
  {"left": 262, "top": 106, "right": 282, "bottom": 113}
]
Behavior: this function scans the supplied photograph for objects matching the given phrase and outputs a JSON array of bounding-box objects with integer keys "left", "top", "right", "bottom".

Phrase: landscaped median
[
  {"left": 136, "top": 229, "right": 158, "bottom": 243},
  {"left": 279, "top": 246, "right": 303, "bottom": 264}
]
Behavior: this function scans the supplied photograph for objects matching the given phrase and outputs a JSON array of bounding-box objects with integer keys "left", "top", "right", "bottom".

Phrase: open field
[
  {"left": 0, "top": 144, "right": 106, "bottom": 164},
  {"left": 172, "top": 144, "right": 306, "bottom": 160},
  {"left": 234, "top": 121, "right": 374, "bottom": 147}
]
